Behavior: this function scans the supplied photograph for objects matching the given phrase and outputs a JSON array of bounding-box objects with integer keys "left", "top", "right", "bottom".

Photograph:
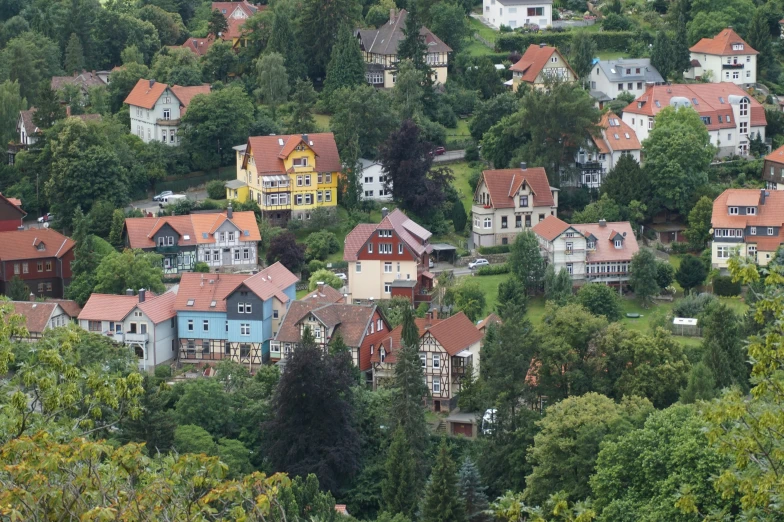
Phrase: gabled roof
[
  {"left": 0, "top": 193, "right": 26, "bottom": 218},
  {"left": 170, "top": 85, "right": 211, "bottom": 116},
  {"left": 175, "top": 273, "right": 250, "bottom": 312},
  {"left": 50, "top": 70, "right": 107, "bottom": 92},
  {"left": 301, "top": 284, "right": 344, "bottom": 304},
  {"left": 477, "top": 312, "right": 502, "bottom": 331},
  {"left": 476, "top": 167, "right": 555, "bottom": 209},
  {"left": 690, "top": 28, "right": 758, "bottom": 56},
  {"left": 180, "top": 37, "right": 215, "bottom": 57},
  {"left": 244, "top": 133, "right": 342, "bottom": 174},
  {"left": 48, "top": 299, "right": 82, "bottom": 318},
  {"left": 8, "top": 301, "right": 66, "bottom": 334},
  {"left": 18, "top": 108, "right": 37, "bottom": 136},
  {"left": 712, "top": 189, "right": 784, "bottom": 229},
  {"left": 532, "top": 215, "right": 574, "bottom": 241},
  {"left": 0, "top": 229, "right": 75, "bottom": 261},
  {"left": 78, "top": 294, "right": 139, "bottom": 322},
  {"left": 124, "top": 79, "right": 211, "bottom": 111},
  {"left": 343, "top": 209, "right": 432, "bottom": 261},
  {"left": 764, "top": 143, "right": 784, "bottom": 165},
  {"left": 623, "top": 83, "right": 767, "bottom": 129},
  {"left": 212, "top": 1, "right": 259, "bottom": 17},
  {"left": 509, "top": 44, "right": 575, "bottom": 83},
  {"left": 355, "top": 9, "right": 451, "bottom": 56},
  {"left": 124, "top": 211, "right": 259, "bottom": 249},
  {"left": 374, "top": 313, "right": 483, "bottom": 362},
  {"left": 274, "top": 301, "right": 377, "bottom": 347},
  {"left": 597, "top": 111, "right": 640, "bottom": 152},
  {"left": 236, "top": 262, "right": 298, "bottom": 304},
  {"left": 137, "top": 291, "right": 177, "bottom": 324},
  {"left": 595, "top": 58, "right": 664, "bottom": 84},
  {"left": 575, "top": 221, "right": 639, "bottom": 263}
]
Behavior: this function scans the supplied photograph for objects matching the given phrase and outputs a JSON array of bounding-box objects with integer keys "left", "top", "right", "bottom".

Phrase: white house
[
  {"left": 622, "top": 83, "right": 766, "bottom": 157},
  {"left": 482, "top": 0, "right": 552, "bottom": 29},
  {"left": 533, "top": 216, "right": 639, "bottom": 284},
  {"left": 359, "top": 159, "right": 392, "bottom": 202},
  {"left": 573, "top": 111, "right": 641, "bottom": 189},
  {"left": 589, "top": 58, "right": 665, "bottom": 107},
  {"left": 684, "top": 28, "right": 757, "bottom": 87},
  {"left": 77, "top": 289, "right": 179, "bottom": 372},
  {"left": 124, "top": 79, "right": 211, "bottom": 145}
]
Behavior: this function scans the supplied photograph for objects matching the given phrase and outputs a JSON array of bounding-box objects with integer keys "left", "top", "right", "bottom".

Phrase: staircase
[{"left": 435, "top": 420, "right": 447, "bottom": 434}]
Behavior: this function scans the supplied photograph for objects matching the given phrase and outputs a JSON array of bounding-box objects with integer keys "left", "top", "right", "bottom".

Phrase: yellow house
[{"left": 228, "top": 133, "right": 341, "bottom": 225}]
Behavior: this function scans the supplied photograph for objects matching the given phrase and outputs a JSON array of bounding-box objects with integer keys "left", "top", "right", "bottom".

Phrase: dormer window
[
  {"left": 519, "top": 195, "right": 528, "bottom": 207},
  {"left": 380, "top": 348, "right": 386, "bottom": 362},
  {"left": 733, "top": 43, "right": 744, "bottom": 51},
  {"left": 587, "top": 240, "right": 595, "bottom": 249},
  {"left": 747, "top": 207, "right": 757, "bottom": 215},
  {"left": 36, "top": 243, "right": 45, "bottom": 251},
  {"left": 728, "top": 206, "right": 739, "bottom": 215},
  {"left": 614, "top": 239, "right": 622, "bottom": 248}
]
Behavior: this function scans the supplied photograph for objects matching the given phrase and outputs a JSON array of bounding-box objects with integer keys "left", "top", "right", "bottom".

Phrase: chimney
[
  {"left": 227, "top": 203, "right": 233, "bottom": 218},
  {"left": 760, "top": 188, "right": 767, "bottom": 205},
  {"left": 317, "top": 281, "right": 325, "bottom": 294},
  {"left": 126, "top": 288, "right": 134, "bottom": 296},
  {"left": 28, "top": 292, "right": 35, "bottom": 302},
  {"left": 519, "top": 161, "right": 527, "bottom": 170},
  {"left": 389, "top": 8, "right": 396, "bottom": 23},
  {"left": 343, "top": 293, "right": 349, "bottom": 304},
  {"left": 139, "top": 288, "right": 146, "bottom": 303},
  {"left": 599, "top": 219, "right": 607, "bottom": 227},
  {"left": 539, "top": 42, "right": 546, "bottom": 48},
  {"left": 381, "top": 207, "right": 389, "bottom": 218},
  {"left": 149, "top": 79, "right": 155, "bottom": 88}
]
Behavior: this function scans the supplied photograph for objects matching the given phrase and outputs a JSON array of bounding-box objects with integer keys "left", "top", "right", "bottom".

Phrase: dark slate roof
[{"left": 355, "top": 9, "right": 451, "bottom": 55}]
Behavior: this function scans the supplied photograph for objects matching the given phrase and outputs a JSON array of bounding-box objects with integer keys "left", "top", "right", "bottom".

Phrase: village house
[
  {"left": 472, "top": 163, "right": 558, "bottom": 248},
  {"left": 174, "top": 263, "right": 298, "bottom": 370},
  {"left": 572, "top": 111, "right": 641, "bottom": 189},
  {"left": 622, "top": 83, "right": 766, "bottom": 157},
  {"left": 343, "top": 208, "right": 434, "bottom": 305},
  {"left": 50, "top": 70, "right": 107, "bottom": 96},
  {"left": 124, "top": 79, "right": 211, "bottom": 145},
  {"left": 355, "top": 9, "right": 451, "bottom": 88},
  {"left": 482, "top": 0, "right": 553, "bottom": 30},
  {"left": 588, "top": 58, "right": 665, "bottom": 107},
  {"left": 762, "top": 143, "right": 784, "bottom": 190},
  {"left": 179, "top": 1, "right": 264, "bottom": 55},
  {"left": 711, "top": 188, "right": 784, "bottom": 269},
  {"left": 509, "top": 44, "right": 576, "bottom": 91},
  {"left": 359, "top": 159, "right": 393, "bottom": 202},
  {"left": 533, "top": 215, "right": 639, "bottom": 284},
  {"left": 123, "top": 207, "right": 260, "bottom": 274},
  {"left": 9, "top": 110, "right": 101, "bottom": 164},
  {"left": 371, "top": 311, "right": 484, "bottom": 412},
  {"left": 272, "top": 289, "right": 390, "bottom": 378},
  {"left": 8, "top": 299, "right": 80, "bottom": 341},
  {"left": 78, "top": 289, "right": 178, "bottom": 372},
  {"left": 0, "top": 193, "right": 25, "bottom": 231},
  {"left": 228, "top": 133, "right": 341, "bottom": 225},
  {"left": 684, "top": 28, "right": 757, "bottom": 87},
  {"left": 0, "top": 228, "right": 75, "bottom": 299}
]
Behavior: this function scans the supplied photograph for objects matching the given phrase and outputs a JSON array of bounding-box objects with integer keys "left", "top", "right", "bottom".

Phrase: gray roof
[
  {"left": 595, "top": 59, "right": 664, "bottom": 84},
  {"left": 390, "top": 280, "right": 417, "bottom": 288},
  {"left": 355, "top": 9, "right": 451, "bottom": 56},
  {"left": 224, "top": 179, "right": 247, "bottom": 189},
  {"left": 590, "top": 90, "right": 612, "bottom": 102}
]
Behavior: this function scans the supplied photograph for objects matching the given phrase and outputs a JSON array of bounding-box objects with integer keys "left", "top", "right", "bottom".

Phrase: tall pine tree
[
  {"left": 268, "top": 1, "right": 307, "bottom": 84},
  {"left": 672, "top": 15, "right": 691, "bottom": 78},
  {"left": 458, "top": 457, "right": 490, "bottom": 522},
  {"left": 382, "top": 425, "right": 420, "bottom": 518},
  {"left": 323, "top": 24, "right": 366, "bottom": 99},
  {"left": 64, "top": 33, "right": 85, "bottom": 74},
  {"left": 421, "top": 438, "right": 466, "bottom": 522},
  {"left": 747, "top": 7, "right": 773, "bottom": 74},
  {"left": 650, "top": 30, "right": 673, "bottom": 80},
  {"left": 398, "top": 4, "right": 429, "bottom": 74}
]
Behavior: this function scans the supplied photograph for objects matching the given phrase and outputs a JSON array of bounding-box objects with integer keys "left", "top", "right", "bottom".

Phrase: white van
[{"left": 159, "top": 194, "right": 187, "bottom": 207}]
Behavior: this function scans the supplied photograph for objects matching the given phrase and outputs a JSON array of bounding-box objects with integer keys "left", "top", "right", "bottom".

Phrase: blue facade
[{"left": 178, "top": 311, "right": 228, "bottom": 340}]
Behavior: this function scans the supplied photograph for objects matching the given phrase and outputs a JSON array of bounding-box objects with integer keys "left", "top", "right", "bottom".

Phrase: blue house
[{"left": 175, "top": 262, "right": 298, "bottom": 369}]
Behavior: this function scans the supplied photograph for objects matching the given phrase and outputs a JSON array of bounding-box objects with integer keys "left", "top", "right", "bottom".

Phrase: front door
[{"left": 222, "top": 248, "right": 231, "bottom": 266}]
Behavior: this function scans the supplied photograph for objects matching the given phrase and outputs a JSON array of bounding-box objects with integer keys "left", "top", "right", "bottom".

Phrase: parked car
[
  {"left": 429, "top": 258, "right": 434, "bottom": 269},
  {"left": 468, "top": 258, "right": 489, "bottom": 270},
  {"left": 153, "top": 190, "right": 173, "bottom": 202},
  {"left": 159, "top": 194, "right": 187, "bottom": 207},
  {"left": 433, "top": 146, "right": 446, "bottom": 156},
  {"left": 335, "top": 273, "right": 347, "bottom": 281},
  {"left": 482, "top": 408, "right": 497, "bottom": 435},
  {"left": 37, "top": 213, "right": 54, "bottom": 223}
]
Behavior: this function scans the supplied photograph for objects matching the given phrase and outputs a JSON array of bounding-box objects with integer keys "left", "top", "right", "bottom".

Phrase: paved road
[
  {"left": 128, "top": 189, "right": 208, "bottom": 214},
  {"left": 434, "top": 150, "right": 465, "bottom": 163}
]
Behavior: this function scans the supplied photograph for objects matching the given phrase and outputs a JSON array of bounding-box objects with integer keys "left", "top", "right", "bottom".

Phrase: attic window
[
  {"left": 732, "top": 43, "right": 744, "bottom": 51},
  {"left": 692, "top": 98, "right": 699, "bottom": 106},
  {"left": 36, "top": 243, "right": 45, "bottom": 251},
  {"left": 187, "top": 299, "right": 195, "bottom": 306},
  {"left": 609, "top": 118, "right": 620, "bottom": 126},
  {"left": 184, "top": 235, "right": 190, "bottom": 240},
  {"left": 278, "top": 138, "right": 284, "bottom": 146},
  {"left": 624, "top": 133, "right": 630, "bottom": 139},
  {"left": 654, "top": 100, "right": 661, "bottom": 108},
  {"left": 637, "top": 102, "right": 643, "bottom": 108},
  {"left": 613, "top": 133, "right": 619, "bottom": 139},
  {"left": 244, "top": 230, "right": 250, "bottom": 236},
  {"left": 210, "top": 300, "right": 217, "bottom": 307},
  {"left": 202, "top": 232, "right": 208, "bottom": 239},
  {"left": 719, "top": 96, "right": 725, "bottom": 104}
]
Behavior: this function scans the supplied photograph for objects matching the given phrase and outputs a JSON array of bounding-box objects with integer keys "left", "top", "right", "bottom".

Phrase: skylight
[
  {"left": 187, "top": 299, "right": 195, "bottom": 306},
  {"left": 719, "top": 96, "right": 725, "bottom": 104},
  {"left": 202, "top": 232, "right": 208, "bottom": 239},
  {"left": 210, "top": 300, "right": 217, "bottom": 307},
  {"left": 692, "top": 98, "right": 699, "bottom": 106},
  {"left": 184, "top": 235, "right": 190, "bottom": 240},
  {"left": 624, "top": 133, "right": 630, "bottom": 139},
  {"left": 613, "top": 133, "right": 619, "bottom": 139},
  {"left": 654, "top": 100, "right": 661, "bottom": 108}
]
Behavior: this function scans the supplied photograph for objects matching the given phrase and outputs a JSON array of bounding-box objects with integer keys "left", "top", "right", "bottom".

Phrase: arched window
[{"left": 739, "top": 98, "right": 749, "bottom": 116}]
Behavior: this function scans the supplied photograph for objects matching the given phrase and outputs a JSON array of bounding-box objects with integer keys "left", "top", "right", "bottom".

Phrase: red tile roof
[
  {"left": 532, "top": 215, "right": 572, "bottom": 241},
  {"left": 180, "top": 37, "right": 215, "bottom": 57},
  {"left": 0, "top": 193, "right": 25, "bottom": 218},
  {"left": 9, "top": 302, "right": 64, "bottom": 334},
  {"left": 598, "top": 112, "right": 640, "bottom": 152},
  {"left": 170, "top": 85, "right": 211, "bottom": 116},
  {"left": 510, "top": 45, "right": 576, "bottom": 83},
  {"left": 764, "top": 143, "right": 784, "bottom": 165},
  {"left": 48, "top": 299, "right": 82, "bottom": 318},
  {"left": 236, "top": 262, "right": 298, "bottom": 304},
  {"left": 477, "top": 167, "right": 555, "bottom": 209},
  {"left": 78, "top": 294, "right": 138, "bottom": 322},
  {"left": 123, "top": 79, "right": 168, "bottom": 109},
  {"left": 125, "top": 211, "right": 259, "bottom": 249},
  {"left": 244, "top": 133, "right": 342, "bottom": 175},
  {"left": 223, "top": 17, "right": 247, "bottom": 40},
  {"left": 137, "top": 291, "right": 177, "bottom": 324},
  {"left": 0, "top": 229, "right": 75, "bottom": 261},
  {"left": 623, "top": 83, "right": 766, "bottom": 129},
  {"left": 175, "top": 273, "right": 250, "bottom": 312},
  {"left": 301, "top": 284, "right": 344, "bottom": 303},
  {"left": 373, "top": 318, "right": 435, "bottom": 364},
  {"left": 690, "top": 28, "right": 758, "bottom": 56},
  {"left": 712, "top": 189, "right": 784, "bottom": 229},
  {"left": 343, "top": 209, "right": 432, "bottom": 261},
  {"left": 575, "top": 221, "right": 639, "bottom": 263},
  {"left": 343, "top": 224, "right": 377, "bottom": 262},
  {"left": 373, "top": 313, "right": 483, "bottom": 363},
  {"left": 477, "top": 312, "right": 502, "bottom": 332}
]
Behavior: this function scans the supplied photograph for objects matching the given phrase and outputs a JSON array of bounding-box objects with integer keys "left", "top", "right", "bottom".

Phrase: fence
[{"left": 474, "top": 32, "right": 494, "bottom": 49}]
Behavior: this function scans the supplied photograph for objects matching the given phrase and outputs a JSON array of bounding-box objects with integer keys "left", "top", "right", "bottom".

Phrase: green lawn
[
  {"left": 464, "top": 39, "right": 496, "bottom": 56},
  {"left": 471, "top": 274, "right": 508, "bottom": 313},
  {"left": 447, "top": 118, "right": 471, "bottom": 143},
  {"left": 449, "top": 161, "right": 477, "bottom": 212},
  {"left": 595, "top": 50, "right": 627, "bottom": 60},
  {"left": 313, "top": 113, "right": 332, "bottom": 131},
  {"left": 468, "top": 16, "right": 499, "bottom": 43}
]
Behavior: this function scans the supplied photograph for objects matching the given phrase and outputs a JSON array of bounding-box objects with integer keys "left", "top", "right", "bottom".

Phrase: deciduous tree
[
  {"left": 266, "top": 231, "right": 306, "bottom": 273},
  {"left": 508, "top": 231, "right": 545, "bottom": 294},
  {"left": 255, "top": 52, "right": 289, "bottom": 118},
  {"left": 570, "top": 31, "right": 596, "bottom": 81},
  {"left": 5, "top": 275, "right": 28, "bottom": 301},
  {"left": 448, "top": 279, "right": 487, "bottom": 322},
  {"left": 0, "top": 80, "right": 26, "bottom": 147},
  {"left": 93, "top": 249, "right": 165, "bottom": 296},
  {"left": 300, "top": 0, "right": 362, "bottom": 78},
  {"left": 207, "top": 8, "right": 228, "bottom": 37},
  {"left": 675, "top": 254, "right": 707, "bottom": 294},
  {"left": 429, "top": 1, "right": 470, "bottom": 54},
  {"left": 685, "top": 196, "right": 714, "bottom": 249},
  {"left": 576, "top": 283, "right": 622, "bottom": 321},
  {"left": 629, "top": 248, "right": 660, "bottom": 306}
]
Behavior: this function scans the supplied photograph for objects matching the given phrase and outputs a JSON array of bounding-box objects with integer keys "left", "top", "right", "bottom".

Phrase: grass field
[
  {"left": 447, "top": 118, "right": 471, "bottom": 143},
  {"left": 595, "top": 50, "right": 627, "bottom": 60},
  {"left": 313, "top": 113, "right": 332, "bottom": 131},
  {"left": 448, "top": 161, "right": 478, "bottom": 212}
]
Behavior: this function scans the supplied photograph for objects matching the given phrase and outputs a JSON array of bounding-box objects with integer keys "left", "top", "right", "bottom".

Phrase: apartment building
[
  {"left": 482, "top": 0, "right": 553, "bottom": 29},
  {"left": 685, "top": 28, "right": 757, "bottom": 87},
  {"left": 589, "top": 58, "right": 664, "bottom": 107}
]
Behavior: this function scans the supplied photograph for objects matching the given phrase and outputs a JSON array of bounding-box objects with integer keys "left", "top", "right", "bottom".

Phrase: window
[
  {"left": 240, "top": 323, "right": 250, "bottom": 335},
  {"left": 628, "top": 83, "right": 633, "bottom": 91},
  {"left": 293, "top": 157, "right": 308, "bottom": 167},
  {"left": 729, "top": 206, "right": 739, "bottom": 215},
  {"left": 163, "top": 109, "right": 170, "bottom": 120},
  {"left": 377, "top": 318, "right": 383, "bottom": 331},
  {"left": 325, "top": 190, "right": 332, "bottom": 202},
  {"left": 566, "top": 241, "right": 573, "bottom": 254},
  {"left": 716, "top": 246, "right": 730, "bottom": 258},
  {"left": 398, "top": 243, "right": 403, "bottom": 254},
  {"left": 367, "top": 243, "right": 373, "bottom": 254},
  {"left": 238, "top": 303, "right": 245, "bottom": 313},
  {"left": 433, "top": 380, "right": 441, "bottom": 393},
  {"left": 296, "top": 175, "right": 303, "bottom": 187},
  {"left": 618, "top": 83, "right": 624, "bottom": 92},
  {"left": 304, "top": 175, "right": 311, "bottom": 186},
  {"left": 88, "top": 320, "right": 101, "bottom": 332},
  {"left": 750, "top": 227, "right": 756, "bottom": 235},
  {"left": 483, "top": 217, "right": 492, "bottom": 229},
  {"left": 187, "top": 320, "right": 194, "bottom": 331},
  {"left": 701, "top": 116, "right": 711, "bottom": 125},
  {"left": 526, "top": 6, "right": 544, "bottom": 15},
  {"left": 37, "top": 261, "right": 42, "bottom": 272},
  {"left": 203, "top": 320, "right": 209, "bottom": 331},
  {"left": 768, "top": 227, "right": 775, "bottom": 235},
  {"left": 161, "top": 130, "right": 167, "bottom": 143},
  {"left": 501, "top": 216, "right": 508, "bottom": 229},
  {"left": 202, "top": 340, "right": 210, "bottom": 354},
  {"left": 432, "top": 354, "right": 440, "bottom": 368},
  {"left": 365, "top": 190, "right": 374, "bottom": 197},
  {"left": 587, "top": 240, "right": 595, "bottom": 249},
  {"left": 304, "top": 194, "right": 312, "bottom": 205},
  {"left": 356, "top": 262, "right": 361, "bottom": 273},
  {"left": 384, "top": 283, "right": 391, "bottom": 294},
  {"left": 317, "top": 191, "right": 323, "bottom": 203},
  {"left": 519, "top": 195, "right": 528, "bottom": 206},
  {"left": 379, "top": 243, "right": 392, "bottom": 254},
  {"left": 233, "top": 249, "right": 240, "bottom": 261},
  {"left": 22, "top": 263, "right": 28, "bottom": 274},
  {"left": 740, "top": 122, "right": 748, "bottom": 135},
  {"left": 747, "top": 207, "right": 757, "bottom": 215},
  {"left": 384, "top": 262, "right": 392, "bottom": 273},
  {"left": 739, "top": 99, "right": 748, "bottom": 116},
  {"left": 637, "top": 82, "right": 642, "bottom": 90},
  {"left": 13, "top": 263, "right": 19, "bottom": 275},
  {"left": 727, "top": 115, "right": 731, "bottom": 123},
  {"left": 567, "top": 263, "right": 573, "bottom": 275},
  {"left": 171, "top": 129, "right": 176, "bottom": 143},
  {"left": 213, "top": 250, "right": 220, "bottom": 261},
  {"left": 515, "top": 215, "right": 522, "bottom": 228},
  {"left": 614, "top": 239, "right": 622, "bottom": 248}
]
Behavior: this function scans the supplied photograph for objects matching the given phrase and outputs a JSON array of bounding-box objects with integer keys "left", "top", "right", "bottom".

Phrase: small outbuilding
[
  {"left": 446, "top": 411, "right": 479, "bottom": 439},
  {"left": 673, "top": 317, "right": 700, "bottom": 336}
]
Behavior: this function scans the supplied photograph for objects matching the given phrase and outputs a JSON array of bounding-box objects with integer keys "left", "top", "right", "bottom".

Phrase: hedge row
[
  {"left": 495, "top": 31, "right": 649, "bottom": 53},
  {"left": 476, "top": 263, "right": 510, "bottom": 276},
  {"left": 713, "top": 275, "right": 741, "bottom": 296},
  {"left": 478, "top": 245, "right": 510, "bottom": 255}
]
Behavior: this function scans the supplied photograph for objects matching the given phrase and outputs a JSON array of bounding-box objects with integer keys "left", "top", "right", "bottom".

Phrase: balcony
[
  {"left": 156, "top": 245, "right": 180, "bottom": 254},
  {"left": 156, "top": 118, "right": 181, "bottom": 126},
  {"left": 124, "top": 332, "right": 149, "bottom": 343},
  {"left": 575, "top": 161, "right": 604, "bottom": 171},
  {"left": 722, "top": 63, "right": 744, "bottom": 69},
  {"left": 7, "top": 142, "right": 25, "bottom": 154}
]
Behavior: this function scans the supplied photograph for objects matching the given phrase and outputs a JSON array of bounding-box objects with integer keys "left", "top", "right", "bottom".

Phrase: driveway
[
  {"left": 128, "top": 189, "right": 208, "bottom": 214},
  {"left": 434, "top": 150, "right": 465, "bottom": 163}
]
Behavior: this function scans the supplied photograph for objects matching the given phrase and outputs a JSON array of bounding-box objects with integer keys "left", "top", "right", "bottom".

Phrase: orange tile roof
[
  {"left": 170, "top": 85, "right": 211, "bottom": 115},
  {"left": 0, "top": 229, "right": 75, "bottom": 261},
  {"left": 623, "top": 83, "right": 766, "bottom": 129},
  {"left": 426, "top": 312, "right": 484, "bottom": 356},
  {"left": 301, "top": 284, "right": 344, "bottom": 303},
  {"left": 180, "top": 37, "right": 215, "bottom": 57},
  {"left": 175, "top": 273, "right": 250, "bottom": 312},
  {"left": 190, "top": 211, "right": 260, "bottom": 244},
  {"left": 510, "top": 45, "right": 576, "bottom": 83},
  {"left": 598, "top": 112, "right": 640, "bottom": 152},
  {"left": 373, "top": 318, "right": 435, "bottom": 364},
  {"left": 223, "top": 17, "right": 247, "bottom": 39},
  {"left": 764, "top": 143, "right": 784, "bottom": 164},
  {"left": 236, "top": 262, "right": 298, "bottom": 303},
  {"left": 123, "top": 79, "right": 168, "bottom": 109},
  {"left": 477, "top": 312, "right": 502, "bottom": 331},
  {"left": 477, "top": 167, "right": 555, "bottom": 209},
  {"left": 78, "top": 294, "right": 138, "bottom": 322},
  {"left": 137, "top": 291, "right": 177, "bottom": 324},
  {"left": 690, "top": 28, "right": 758, "bottom": 56},
  {"left": 712, "top": 189, "right": 784, "bottom": 229},
  {"left": 532, "top": 215, "right": 572, "bottom": 241},
  {"left": 125, "top": 211, "right": 259, "bottom": 249},
  {"left": 575, "top": 221, "right": 639, "bottom": 263},
  {"left": 343, "top": 223, "right": 377, "bottom": 262},
  {"left": 244, "top": 133, "right": 342, "bottom": 175}
]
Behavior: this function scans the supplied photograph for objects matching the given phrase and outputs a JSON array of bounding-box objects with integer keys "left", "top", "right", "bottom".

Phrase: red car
[{"left": 433, "top": 146, "right": 446, "bottom": 156}]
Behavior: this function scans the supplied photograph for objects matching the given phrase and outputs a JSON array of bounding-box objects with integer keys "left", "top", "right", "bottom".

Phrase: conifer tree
[
  {"left": 422, "top": 438, "right": 466, "bottom": 522},
  {"left": 747, "top": 7, "right": 772, "bottom": 73},
  {"left": 108, "top": 209, "right": 125, "bottom": 249},
  {"left": 7, "top": 275, "right": 29, "bottom": 301},
  {"left": 398, "top": 3, "right": 428, "bottom": 74},
  {"left": 32, "top": 83, "right": 66, "bottom": 132},
  {"left": 323, "top": 24, "right": 366, "bottom": 99},
  {"left": 672, "top": 14, "right": 691, "bottom": 78},
  {"left": 650, "top": 30, "right": 673, "bottom": 80},
  {"left": 268, "top": 2, "right": 307, "bottom": 83},
  {"left": 207, "top": 9, "right": 228, "bottom": 37},
  {"left": 382, "top": 425, "right": 419, "bottom": 518},
  {"left": 287, "top": 79, "right": 318, "bottom": 134},
  {"left": 451, "top": 201, "right": 467, "bottom": 233},
  {"left": 458, "top": 457, "right": 490, "bottom": 522},
  {"left": 64, "top": 33, "right": 85, "bottom": 75}
]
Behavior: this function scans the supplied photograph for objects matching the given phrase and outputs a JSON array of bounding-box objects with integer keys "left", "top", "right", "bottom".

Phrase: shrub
[
  {"left": 672, "top": 293, "right": 717, "bottom": 318},
  {"left": 193, "top": 262, "right": 210, "bottom": 273},
  {"left": 670, "top": 242, "right": 690, "bottom": 254},
  {"left": 305, "top": 230, "right": 341, "bottom": 261},
  {"left": 154, "top": 365, "right": 172, "bottom": 379},
  {"left": 476, "top": 263, "right": 510, "bottom": 275},
  {"left": 464, "top": 144, "right": 480, "bottom": 162},
  {"left": 478, "top": 245, "right": 510, "bottom": 255},
  {"left": 495, "top": 31, "right": 645, "bottom": 53},
  {"left": 206, "top": 179, "right": 226, "bottom": 200},
  {"left": 713, "top": 275, "right": 741, "bottom": 296}
]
